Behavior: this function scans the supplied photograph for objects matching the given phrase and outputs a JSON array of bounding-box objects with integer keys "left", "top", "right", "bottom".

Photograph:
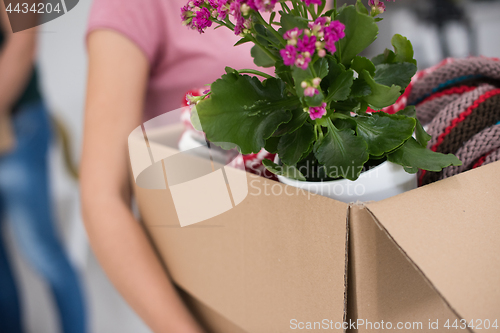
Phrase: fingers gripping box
[{"left": 129, "top": 112, "right": 500, "bottom": 333}]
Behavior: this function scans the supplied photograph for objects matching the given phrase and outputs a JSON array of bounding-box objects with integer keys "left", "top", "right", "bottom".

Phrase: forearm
[
  {"left": 82, "top": 195, "right": 205, "bottom": 333},
  {"left": 0, "top": 3, "right": 37, "bottom": 111},
  {"left": 0, "top": 39, "right": 36, "bottom": 110},
  {"left": 83, "top": 29, "right": 204, "bottom": 333}
]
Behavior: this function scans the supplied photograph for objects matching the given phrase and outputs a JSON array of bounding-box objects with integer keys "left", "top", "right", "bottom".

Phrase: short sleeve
[{"left": 86, "top": 0, "right": 164, "bottom": 65}]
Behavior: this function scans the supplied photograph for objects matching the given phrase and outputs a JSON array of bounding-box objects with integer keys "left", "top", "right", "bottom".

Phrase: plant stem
[
  {"left": 310, "top": 63, "right": 318, "bottom": 77},
  {"left": 317, "top": 0, "right": 326, "bottom": 17},
  {"left": 256, "top": 11, "right": 286, "bottom": 45},
  {"left": 307, "top": 6, "right": 317, "bottom": 20},
  {"left": 330, "top": 112, "right": 351, "bottom": 120},
  {"left": 247, "top": 35, "right": 280, "bottom": 62},
  {"left": 326, "top": 117, "right": 338, "bottom": 137},
  {"left": 237, "top": 69, "right": 275, "bottom": 79},
  {"left": 333, "top": 0, "right": 337, "bottom": 17},
  {"left": 281, "top": 2, "right": 291, "bottom": 14},
  {"left": 290, "top": 0, "right": 300, "bottom": 15}
]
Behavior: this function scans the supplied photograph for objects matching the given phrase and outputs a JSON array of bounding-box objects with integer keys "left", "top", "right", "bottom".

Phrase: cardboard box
[{"left": 129, "top": 122, "right": 500, "bottom": 332}]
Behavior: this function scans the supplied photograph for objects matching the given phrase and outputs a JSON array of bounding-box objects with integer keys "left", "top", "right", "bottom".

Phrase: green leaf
[
  {"left": 324, "top": 9, "right": 335, "bottom": 17},
  {"left": 355, "top": 113, "right": 416, "bottom": 156},
  {"left": 387, "top": 137, "right": 462, "bottom": 173},
  {"left": 391, "top": 34, "right": 417, "bottom": 65},
  {"left": 350, "top": 78, "right": 372, "bottom": 97},
  {"left": 351, "top": 56, "right": 376, "bottom": 76},
  {"left": 270, "top": 11, "right": 276, "bottom": 24},
  {"left": 397, "top": 106, "right": 432, "bottom": 147},
  {"left": 371, "top": 34, "right": 417, "bottom": 66},
  {"left": 371, "top": 49, "right": 396, "bottom": 66},
  {"left": 313, "top": 122, "right": 369, "bottom": 180},
  {"left": 355, "top": 0, "right": 369, "bottom": 15},
  {"left": 262, "top": 159, "right": 306, "bottom": 181},
  {"left": 275, "top": 60, "right": 294, "bottom": 85},
  {"left": 361, "top": 69, "right": 401, "bottom": 110},
  {"left": 277, "top": 122, "right": 315, "bottom": 166},
  {"left": 251, "top": 45, "right": 275, "bottom": 68},
  {"left": 374, "top": 63, "right": 417, "bottom": 89},
  {"left": 326, "top": 69, "right": 354, "bottom": 102},
  {"left": 273, "top": 107, "right": 309, "bottom": 136},
  {"left": 234, "top": 36, "right": 252, "bottom": 46},
  {"left": 280, "top": 12, "right": 309, "bottom": 32},
  {"left": 225, "top": 66, "right": 238, "bottom": 74},
  {"left": 337, "top": 6, "right": 379, "bottom": 66},
  {"left": 314, "top": 58, "right": 329, "bottom": 79},
  {"left": 330, "top": 99, "right": 361, "bottom": 113},
  {"left": 321, "top": 57, "right": 343, "bottom": 91},
  {"left": 196, "top": 73, "right": 298, "bottom": 154},
  {"left": 264, "top": 136, "right": 280, "bottom": 153}
]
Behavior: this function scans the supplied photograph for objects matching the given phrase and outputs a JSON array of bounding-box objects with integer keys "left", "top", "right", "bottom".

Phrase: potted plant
[{"left": 181, "top": 0, "right": 462, "bottom": 201}]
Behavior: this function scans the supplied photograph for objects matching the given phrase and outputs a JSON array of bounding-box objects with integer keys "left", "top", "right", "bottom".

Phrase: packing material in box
[{"left": 129, "top": 121, "right": 500, "bottom": 333}]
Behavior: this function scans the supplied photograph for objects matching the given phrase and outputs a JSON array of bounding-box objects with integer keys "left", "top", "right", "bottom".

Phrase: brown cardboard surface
[
  {"left": 178, "top": 288, "right": 248, "bottom": 333},
  {"left": 131, "top": 125, "right": 349, "bottom": 332},
  {"left": 348, "top": 205, "right": 461, "bottom": 332},
  {"left": 366, "top": 162, "right": 500, "bottom": 328},
  {"left": 131, "top": 123, "right": 500, "bottom": 333}
]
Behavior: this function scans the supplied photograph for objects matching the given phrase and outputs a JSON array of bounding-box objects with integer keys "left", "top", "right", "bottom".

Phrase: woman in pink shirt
[{"left": 81, "top": 0, "right": 262, "bottom": 332}]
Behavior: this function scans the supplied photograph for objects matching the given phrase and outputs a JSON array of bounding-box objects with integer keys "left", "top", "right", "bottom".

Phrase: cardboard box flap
[
  {"left": 348, "top": 205, "right": 461, "bottom": 331},
  {"left": 366, "top": 162, "right": 500, "bottom": 325},
  {"left": 131, "top": 124, "right": 350, "bottom": 332}
]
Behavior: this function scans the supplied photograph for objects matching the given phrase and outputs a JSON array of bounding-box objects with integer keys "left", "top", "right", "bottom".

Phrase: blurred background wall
[{"left": 4, "top": 0, "right": 500, "bottom": 332}]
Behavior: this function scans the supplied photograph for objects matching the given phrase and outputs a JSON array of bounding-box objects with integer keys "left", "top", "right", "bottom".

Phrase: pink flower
[
  {"left": 304, "top": 86, "right": 319, "bottom": 97},
  {"left": 280, "top": 45, "right": 297, "bottom": 66},
  {"left": 308, "top": 17, "right": 328, "bottom": 33},
  {"left": 297, "top": 35, "right": 316, "bottom": 54},
  {"left": 324, "top": 39, "right": 336, "bottom": 53},
  {"left": 283, "top": 27, "right": 303, "bottom": 41},
  {"left": 324, "top": 21, "right": 345, "bottom": 41},
  {"left": 192, "top": 7, "right": 213, "bottom": 33},
  {"left": 308, "top": 103, "right": 327, "bottom": 120},
  {"left": 209, "top": 0, "right": 229, "bottom": 19},
  {"left": 181, "top": 5, "right": 192, "bottom": 22},
  {"left": 303, "top": 0, "right": 322, "bottom": 6},
  {"left": 294, "top": 53, "right": 311, "bottom": 70},
  {"left": 254, "top": 0, "right": 277, "bottom": 12},
  {"left": 370, "top": 0, "right": 395, "bottom": 14},
  {"left": 323, "top": 20, "right": 345, "bottom": 53},
  {"left": 230, "top": 1, "right": 246, "bottom": 34},
  {"left": 369, "top": 0, "right": 386, "bottom": 14}
]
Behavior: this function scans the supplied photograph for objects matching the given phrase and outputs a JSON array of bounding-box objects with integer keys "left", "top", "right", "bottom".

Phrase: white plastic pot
[{"left": 275, "top": 157, "right": 417, "bottom": 203}]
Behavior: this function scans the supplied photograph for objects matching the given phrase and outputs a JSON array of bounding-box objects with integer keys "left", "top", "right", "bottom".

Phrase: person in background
[
  {"left": 81, "top": 0, "right": 271, "bottom": 331},
  {"left": 0, "top": 4, "right": 87, "bottom": 333}
]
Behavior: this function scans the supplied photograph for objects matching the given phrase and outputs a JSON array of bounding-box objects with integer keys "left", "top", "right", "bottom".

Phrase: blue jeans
[{"left": 0, "top": 102, "right": 87, "bottom": 333}]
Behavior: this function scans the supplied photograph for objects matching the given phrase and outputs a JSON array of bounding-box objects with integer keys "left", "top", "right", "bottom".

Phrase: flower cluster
[
  {"left": 181, "top": 1, "right": 214, "bottom": 33},
  {"left": 308, "top": 103, "right": 327, "bottom": 120},
  {"left": 301, "top": 77, "right": 322, "bottom": 97},
  {"left": 181, "top": 0, "right": 276, "bottom": 34},
  {"left": 280, "top": 18, "right": 345, "bottom": 70},
  {"left": 368, "top": 0, "right": 394, "bottom": 15}
]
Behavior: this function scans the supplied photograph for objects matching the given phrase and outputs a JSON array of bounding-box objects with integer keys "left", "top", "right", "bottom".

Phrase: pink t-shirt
[{"left": 87, "top": 0, "right": 268, "bottom": 120}]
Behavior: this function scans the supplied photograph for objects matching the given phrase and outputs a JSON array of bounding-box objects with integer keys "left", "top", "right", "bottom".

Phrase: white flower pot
[{"left": 275, "top": 157, "right": 417, "bottom": 203}]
